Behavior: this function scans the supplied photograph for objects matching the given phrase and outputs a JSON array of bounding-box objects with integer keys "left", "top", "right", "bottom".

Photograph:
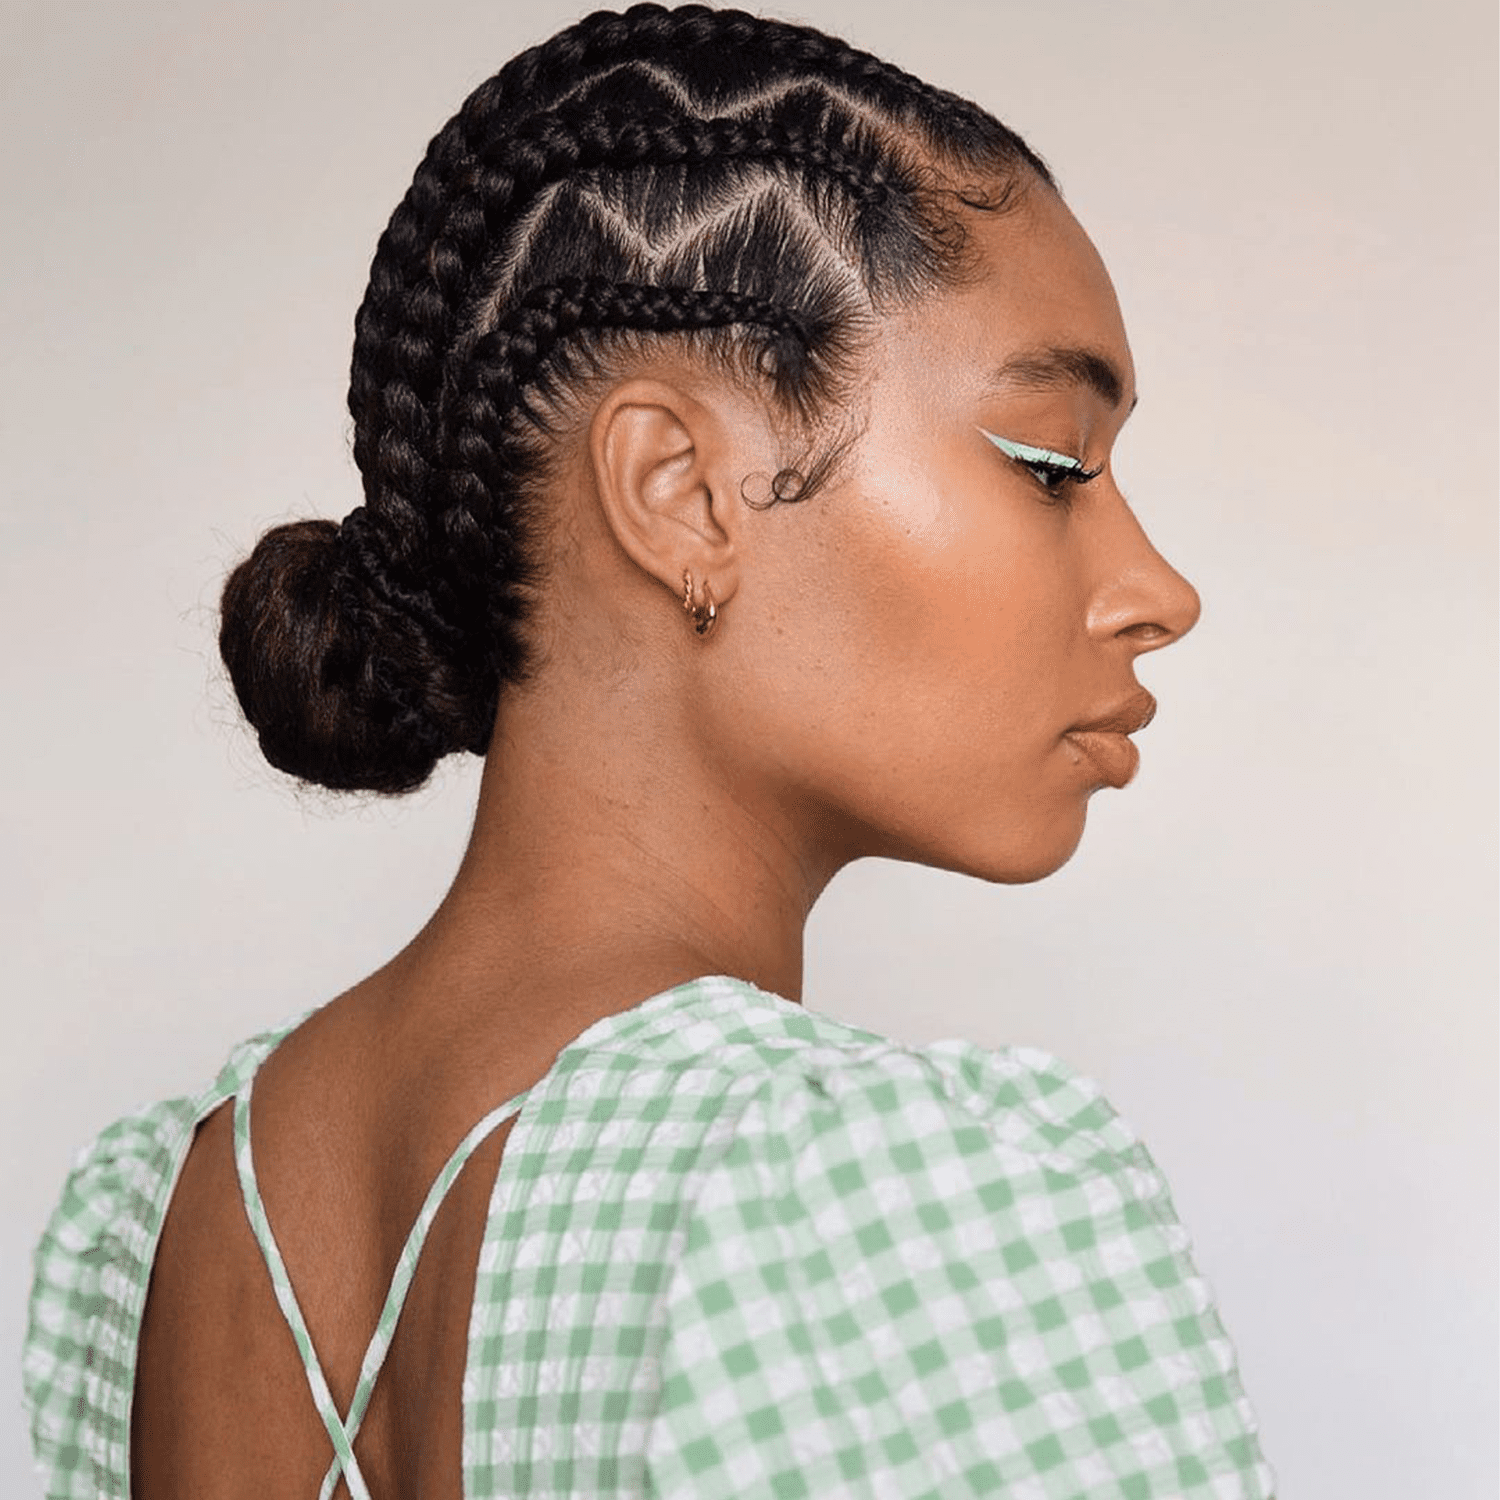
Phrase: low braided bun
[
  {"left": 219, "top": 4, "right": 1051, "bottom": 793},
  {"left": 219, "top": 519, "right": 488, "bottom": 793}
]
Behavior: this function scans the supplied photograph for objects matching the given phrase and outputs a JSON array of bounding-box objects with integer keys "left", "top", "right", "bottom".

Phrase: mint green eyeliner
[{"left": 978, "top": 429, "right": 1083, "bottom": 470}]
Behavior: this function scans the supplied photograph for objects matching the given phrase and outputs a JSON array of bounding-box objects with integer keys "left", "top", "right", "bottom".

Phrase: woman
[{"left": 24, "top": 5, "right": 1274, "bottom": 1496}]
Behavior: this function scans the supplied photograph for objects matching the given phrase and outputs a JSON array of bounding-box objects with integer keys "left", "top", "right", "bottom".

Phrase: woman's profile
[{"left": 24, "top": 5, "right": 1275, "bottom": 1496}]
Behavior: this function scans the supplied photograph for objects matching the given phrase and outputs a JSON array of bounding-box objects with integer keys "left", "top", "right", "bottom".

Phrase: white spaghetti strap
[{"left": 233, "top": 1077, "right": 531, "bottom": 1499}]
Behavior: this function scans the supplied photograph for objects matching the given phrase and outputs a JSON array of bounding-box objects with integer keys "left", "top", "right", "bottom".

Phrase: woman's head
[{"left": 219, "top": 2, "right": 1197, "bottom": 885}]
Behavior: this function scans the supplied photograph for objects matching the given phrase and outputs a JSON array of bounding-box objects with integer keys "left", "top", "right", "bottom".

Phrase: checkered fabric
[{"left": 24, "top": 974, "right": 1276, "bottom": 1497}]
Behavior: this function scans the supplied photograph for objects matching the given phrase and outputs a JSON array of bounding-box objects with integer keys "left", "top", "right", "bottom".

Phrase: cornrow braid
[
  {"left": 221, "top": 5, "right": 1054, "bottom": 794},
  {"left": 456, "top": 278, "right": 816, "bottom": 426}
]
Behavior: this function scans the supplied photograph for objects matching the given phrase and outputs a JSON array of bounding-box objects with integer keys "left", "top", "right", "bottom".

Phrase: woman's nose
[{"left": 1085, "top": 502, "right": 1202, "bottom": 653}]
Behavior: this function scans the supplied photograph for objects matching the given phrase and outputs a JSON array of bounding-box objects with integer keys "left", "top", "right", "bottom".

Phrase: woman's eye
[
  {"left": 978, "top": 428, "right": 1102, "bottom": 504},
  {"left": 1024, "top": 459, "right": 1079, "bottom": 496}
]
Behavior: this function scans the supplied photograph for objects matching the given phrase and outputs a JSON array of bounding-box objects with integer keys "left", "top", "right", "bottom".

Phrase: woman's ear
[{"left": 586, "top": 377, "right": 743, "bottom": 608}]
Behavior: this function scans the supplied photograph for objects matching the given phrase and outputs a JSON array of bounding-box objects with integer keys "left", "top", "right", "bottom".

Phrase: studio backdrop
[{"left": 2, "top": 1, "right": 1495, "bottom": 1496}]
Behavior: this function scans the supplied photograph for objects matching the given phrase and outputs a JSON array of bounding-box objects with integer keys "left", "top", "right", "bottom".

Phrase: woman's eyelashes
[{"left": 979, "top": 428, "right": 1104, "bottom": 506}]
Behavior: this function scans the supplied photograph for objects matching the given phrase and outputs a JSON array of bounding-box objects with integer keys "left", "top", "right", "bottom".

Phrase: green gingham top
[{"left": 24, "top": 973, "right": 1277, "bottom": 1498}]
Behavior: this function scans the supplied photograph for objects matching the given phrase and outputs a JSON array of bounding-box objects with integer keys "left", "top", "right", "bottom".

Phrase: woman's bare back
[{"left": 131, "top": 985, "right": 533, "bottom": 1499}]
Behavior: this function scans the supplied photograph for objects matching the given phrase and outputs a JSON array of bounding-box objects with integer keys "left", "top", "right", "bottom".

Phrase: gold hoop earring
[{"left": 681, "top": 569, "right": 718, "bottom": 638}]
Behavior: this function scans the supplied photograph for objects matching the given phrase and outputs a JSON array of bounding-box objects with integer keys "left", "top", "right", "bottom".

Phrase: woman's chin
[
  {"left": 974, "top": 837, "right": 1086, "bottom": 886},
  {"left": 890, "top": 804, "right": 1091, "bottom": 886}
]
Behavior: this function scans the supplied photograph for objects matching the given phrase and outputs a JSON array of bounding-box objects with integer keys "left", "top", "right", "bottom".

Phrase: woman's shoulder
[
  {"left": 629, "top": 980, "right": 1276, "bottom": 1499},
  {"left": 589, "top": 973, "right": 1149, "bottom": 1181},
  {"left": 657, "top": 982, "right": 1162, "bottom": 1230},
  {"left": 462, "top": 975, "right": 1200, "bottom": 1493},
  {"left": 22, "top": 1008, "right": 311, "bottom": 1492}
]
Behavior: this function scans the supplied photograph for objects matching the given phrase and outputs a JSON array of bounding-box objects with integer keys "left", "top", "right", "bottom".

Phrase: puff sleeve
[
  {"left": 22, "top": 1018, "right": 301, "bottom": 1499},
  {"left": 642, "top": 1039, "right": 1276, "bottom": 1500},
  {"left": 23, "top": 1097, "right": 199, "bottom": 1499}
]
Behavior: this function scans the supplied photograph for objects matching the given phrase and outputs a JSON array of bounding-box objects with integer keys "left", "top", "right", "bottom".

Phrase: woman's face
[{"left": 712, "top": 182, "right": 1202, "bottom": 885}]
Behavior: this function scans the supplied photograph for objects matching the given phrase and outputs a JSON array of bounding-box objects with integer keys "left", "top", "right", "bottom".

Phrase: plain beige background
[{"left": 2, "top": 0, "right": 1495, "bottom": 1494}]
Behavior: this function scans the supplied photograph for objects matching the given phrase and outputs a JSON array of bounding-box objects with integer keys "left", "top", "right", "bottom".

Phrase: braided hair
[{"left": 219, "top": 4, "right": 1053, "bottom": 794}]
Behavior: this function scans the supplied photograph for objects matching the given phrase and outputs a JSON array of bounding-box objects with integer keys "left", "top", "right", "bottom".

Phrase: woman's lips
[{"left": 1064, "top": 729, "right": 1141, "bottom": 789}]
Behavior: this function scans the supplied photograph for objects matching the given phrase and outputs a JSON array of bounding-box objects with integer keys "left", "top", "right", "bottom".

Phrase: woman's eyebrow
[{"left": 986, "top": 345, "right": 1138, "bottom": 413}]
